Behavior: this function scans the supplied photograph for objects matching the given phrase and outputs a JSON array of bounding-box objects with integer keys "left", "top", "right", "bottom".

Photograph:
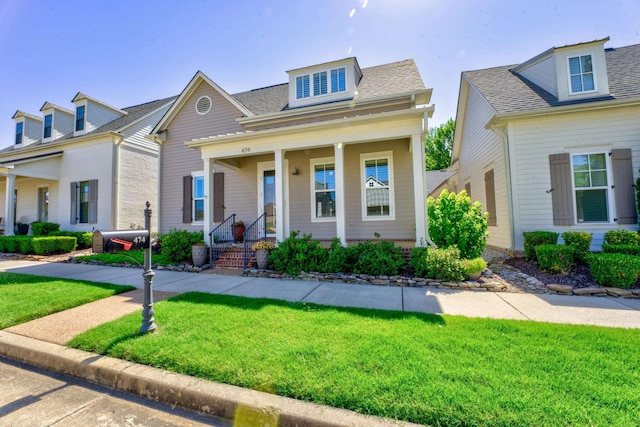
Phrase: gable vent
[{"left": 195, "top": 96, "right": 212, "bottom": 115}]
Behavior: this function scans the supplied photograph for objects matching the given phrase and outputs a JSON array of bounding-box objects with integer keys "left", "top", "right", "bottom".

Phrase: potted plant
[
  {"left": 234, "top": 221, "right": 245, "bottom": 242},
  {"left": 461, "top": 257, "right": 488, "bottom": 281},
  {"left": 252, "top": 240, "right": 275, "bottom": 269},
  {"left": 191, "top": 242, "right": 208, "bottom": 267}
]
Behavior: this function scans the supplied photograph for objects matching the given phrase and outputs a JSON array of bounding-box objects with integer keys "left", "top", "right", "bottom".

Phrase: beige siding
[
  {"left": 518, "top": 55, "right": 558, "bottom": 97},
  {"left": 161, "top": 81, "right": 246, "bottom": 233},
  {"left": 456, "top": 86, "right": 511, "bottom": 250},
  {"left": 509, "top": 105, "right": 640, "bottom": 250}
]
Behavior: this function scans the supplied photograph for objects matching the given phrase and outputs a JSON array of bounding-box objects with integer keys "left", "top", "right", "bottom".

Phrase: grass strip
[
  {"left": 69, "top": 292, "right": 640, "bottom": 426},
  {"left": 0, "top": 272, "right": 135, "bottom": 329},
  {"left": 75, "top": 250, "right": 177, "bottom": 266}
]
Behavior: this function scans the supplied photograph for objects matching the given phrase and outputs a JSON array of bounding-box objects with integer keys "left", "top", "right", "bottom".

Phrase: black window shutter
[
  {"left": 70, "top": 182, "right": 78, "bottom": 224},
  {"left": 183, "top": 175, "right": 192, "bottom": 223},
  {"left": 88, "top": 180, "right": 98, "bottom": 224},
  {"left": 549, "top": 153, "right": 574, "bottom": 226},
  {"left": 485, "top": 170, "right": 497, "bottom": 226},
  {"left": 611, "top": 148, "right": 637, "bottom": 224},
  {"left": 213, "top": 172, "right": 225, "bottom": 223}
]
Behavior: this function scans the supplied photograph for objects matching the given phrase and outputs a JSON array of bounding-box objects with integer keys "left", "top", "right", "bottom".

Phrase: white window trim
[
  {"left": 567, "top": 53, "right": 598, "bottom": 95},
  {"left": 360, "top": 151, "right": 395, "bottom": 221},
  {"left": 191, "top": 171, "right": 204, "bottom": 225},
  {"left": 310, "top": 157, "right": 337, "bottom": 223},
  {"left": 74, "top": 101, "right": 88, "bottom": 137},
  {"left": 43, "top": 113, "right": 53, "bottom": 142},
  {"left": 296, "top": 66, "right": 348, "bottom": 101},
  {"left": 296, "top": 75, "right": 310, "bottom": 99},
  {"left": 15, "top": 120, "right": 24, "bottom": 145},
  {"left": 569, "top": 150, "right": 614, "bottom": 224},
  {"left": 330, "top": 67, "right": 347, "bottom": 94}
]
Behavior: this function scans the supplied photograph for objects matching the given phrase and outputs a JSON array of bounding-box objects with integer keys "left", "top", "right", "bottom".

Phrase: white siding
[
  {"left": 52, "top": 111, "right": 74, "bottom": 140},
  {"left": 120, "top": 104, "right": 171, "bottom": 152},
  {"left": 517, "top": 55, "right": 557, "bottom": 97},
  {"left": 117, "top": 145, "right": 159, "bottom": 230},
  {"left": 456, "top": 85, "right": 512, "bottom": 250},
  {"left": 509, "top": 106, "right": 640, "bottom": 250},
  {"left": 11, "top": 178, "right": 59, "bottom": 225},
  {"left": 85, "top": 100, "right": 124, "bottom": 133}
]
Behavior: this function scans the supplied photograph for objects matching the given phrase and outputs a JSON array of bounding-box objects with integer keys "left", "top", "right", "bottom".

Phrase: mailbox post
[{"left": 140, "top": 201, "right": 157, "bottom": 333}]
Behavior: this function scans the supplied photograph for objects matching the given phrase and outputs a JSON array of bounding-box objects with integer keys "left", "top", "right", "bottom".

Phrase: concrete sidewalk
[{"left": 2, "top": 259, "right": 639, "bottom": 329}]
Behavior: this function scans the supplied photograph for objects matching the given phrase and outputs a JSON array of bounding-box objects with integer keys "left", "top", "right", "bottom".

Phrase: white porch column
[
  {"left": 4, "top": 175, "right": 15, "bottom": 236},
  {"left": 203, "top": 158, "right": 214, "bottom": 242},
  {"left": 334, "top": 143, "right": 346, "bottom": 246},
  {"left": 411, "top": 134, "right": 429, "bottom": 246},
  {"left": 274, "top": 149, "right": 285, "bottom": 243}
]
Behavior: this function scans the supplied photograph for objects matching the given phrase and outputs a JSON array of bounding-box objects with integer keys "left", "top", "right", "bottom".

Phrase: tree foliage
[{"left": 425, "top": 118, "right": 455, "bottom": 171}]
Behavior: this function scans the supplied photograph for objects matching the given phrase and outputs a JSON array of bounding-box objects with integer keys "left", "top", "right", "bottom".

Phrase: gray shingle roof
[
  {"left": 463, "top": 43, "right": 640, "bottom": 115},
  {"left": 231, "top": 59, "right": 425, "bottom": 115}
]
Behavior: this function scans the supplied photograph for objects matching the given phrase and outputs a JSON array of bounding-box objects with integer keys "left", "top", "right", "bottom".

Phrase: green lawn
[
  {"left": 74, "top": 250, "right": 177, "bottom": 266},
  {"left": 0, "top": 272, "right": 135, "bottom": 329},
  {"left": 69, "top": 292, "right": 640, "bottom": 426}
]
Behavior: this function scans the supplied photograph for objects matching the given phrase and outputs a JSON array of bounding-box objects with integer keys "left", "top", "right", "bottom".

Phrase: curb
[{"left": 0, "top": 331, "right": 422, "bottom": 427}]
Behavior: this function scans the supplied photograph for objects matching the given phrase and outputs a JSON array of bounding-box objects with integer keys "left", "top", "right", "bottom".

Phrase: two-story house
[
  {"left": 451, "top": 37, "right": 639, "bottom": 253},
  {"left": 151, "top": 57, "right": 434, "bottom": 261},
  {"left": 0, "top": 93, "right": 175, "bottom": 235}
]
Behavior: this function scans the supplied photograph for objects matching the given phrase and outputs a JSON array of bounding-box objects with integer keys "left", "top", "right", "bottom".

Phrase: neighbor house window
[
  {"left": 43, "top": 114, "right": 52, "bottom": 138},
  {"left": 296, "top": 75, "right": 310, "bottom": 99},
  {"left": 311, "top": 159, "right": 336, "bottom": 220},
  {"left": 79, "top": 181, "right": 90, "bottom": 223},
  {"left": 361, "top": 152, "right": 394, "bottom": 219},
  {"left": 313, "top": 71, "right": 328, "bottom": 96},
  {"left": 15, "top": 122, "right": 23, "bottom": 144},
  {"left": 568, "top": 54, "right": 595, "bottom": 94},
  {"left": 75, "top": 105, "right": 85, "bottom": 131},
  {"left": 572, "top": 153, "right": 609, "bottom": 222},
  {"left": 193, "top": 175, "right": 204, "bottom": 222},
  {"left": 331, "top": 67, "right": 346, "bottom": 93},
  {"left": 70, "top": 180, "right": 98, "bottom": 224}
]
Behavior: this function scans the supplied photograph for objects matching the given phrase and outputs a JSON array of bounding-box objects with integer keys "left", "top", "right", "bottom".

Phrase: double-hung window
[
  {"left": 75, "top": 105, "right": 85, "bottom": 131},
  {"left": 43, "top": 114, "right": 52, "bottom": 139},
  {"left": 15, "top": 122, "right": 23, "bottom": 144},
  {"left": 70, "top": 179, "right": 98, "bottom": 224},
  {"left": 296, "top": 75, "right": 310, "bottom": 99},
  {"left": 193, "top": 175, "right": 204, "bottom": 222},
  {"left": 330, "top": 67, "right": 346, "bottom": 93},
  {"left": 572, "top": 153, "right": 609, "bottom": 222},
  {"left": 568, "top": 54, "right": 595, "bottom": 94},
  {"left": 361, "top": 152, "right": 394, "bottom": 219},
  {"left": 311, "top": 159, "right": 336, "bottom": 220}
]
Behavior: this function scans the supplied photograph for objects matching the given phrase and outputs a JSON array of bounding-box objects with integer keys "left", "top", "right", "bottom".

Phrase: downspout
[
  {"left": 489, "top": 123, "right": 516, "bottom": 253},
  {"left": 150, "top": 131, "right": 166, "bottom": 234},
  {"left": 422, "top": 109, "right": 435, "bottom": 247},
  {"left": 112, "top": 135, "right": 124, "bottom": 230}
]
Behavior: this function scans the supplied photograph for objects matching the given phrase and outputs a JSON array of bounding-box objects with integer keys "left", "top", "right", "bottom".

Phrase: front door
[
  {"left": 38, "top": 187, "right": 49, "bottom": 222},
  {"left": 257, "top": 161, "right": 289, "bottom": 237}
]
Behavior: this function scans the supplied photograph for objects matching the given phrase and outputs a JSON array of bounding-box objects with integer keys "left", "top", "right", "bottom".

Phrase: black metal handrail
[
  {"left": 209, "top": 214, "right": 236, "bottom": 269},
  {"left": 243, "top": 213, "right": 267, "bottom": 270}
]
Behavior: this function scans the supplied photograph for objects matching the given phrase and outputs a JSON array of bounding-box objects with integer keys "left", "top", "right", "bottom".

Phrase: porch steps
[{"left": 212, "top": 246, "right": 255, "bottom": 270}]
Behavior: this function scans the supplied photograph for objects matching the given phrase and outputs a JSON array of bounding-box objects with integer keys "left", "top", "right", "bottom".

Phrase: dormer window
[
  {"left": 313, "top": 71, "right": 328, "bottom": 96},
  {"left": 331, "top": 67, "right": 346, "bottom": 93},
  {"left": 568, "top": 54, "right": 595, "bottom": 94},
  {"left": 15, "top": 122, "right": 23, "bottom": 144},
  {"left": 296, "top": 75, "right": 310, "bottom": 99},
  {"left": 75, "top": 106, "right": 85, "bottom": 131},
  {"left": 43, "top": 114, "right": 52, "bottom": 138},
  {"left": 296, "top": 67, "right": 347, "bottom": 100}
]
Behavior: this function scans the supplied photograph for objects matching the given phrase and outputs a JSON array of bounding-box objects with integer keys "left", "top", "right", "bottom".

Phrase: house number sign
[{"left": 241, "top": 147, "right": 251, "bottom": 153}]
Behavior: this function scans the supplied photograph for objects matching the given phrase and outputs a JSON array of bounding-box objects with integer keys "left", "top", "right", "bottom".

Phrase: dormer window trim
[
  {"left": 567, "top": 53, "right": 597, "bottom": 95},
  {"left": 43, "top": 114, "right": 53, "bottom": 139},
  {"left": 15, "top": 121, "right": 23, "bottom": 145},
  {"left": 75, "top": 105, "right": 86, "bottom": 132},
  {"left": 295, "top": 66, "right": 348, "bottom": 100}
]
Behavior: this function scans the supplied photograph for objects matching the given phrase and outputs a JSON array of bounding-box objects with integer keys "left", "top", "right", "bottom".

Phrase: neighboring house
[
  {"left": 451, "top": 37, "right": 639, "bottom": 253},
  {"left": 425, "top": 170, "right": 456, "bottom": 197},
  {"left": 151, "top": 57, "right": 434, "bottom": 249},
  {"left": 0, "top": 94, "right": 175, "bottom": 235}
]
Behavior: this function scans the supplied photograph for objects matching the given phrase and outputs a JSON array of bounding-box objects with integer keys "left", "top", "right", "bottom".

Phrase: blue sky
[{"left": 0, "top": 0, "right": 638, "bottom": 148}]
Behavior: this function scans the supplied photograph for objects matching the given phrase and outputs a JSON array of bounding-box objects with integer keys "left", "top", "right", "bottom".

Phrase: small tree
[
  {"left": 425, "top": 118, "right": 455, "bottom": 171},
  {"left": 427, "top": 189, "right": 488, "bottom": 259}
]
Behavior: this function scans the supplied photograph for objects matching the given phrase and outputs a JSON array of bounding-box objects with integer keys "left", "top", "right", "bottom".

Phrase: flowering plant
[{"left": 252, "top": 241, "right": 275, "bottom": 251}]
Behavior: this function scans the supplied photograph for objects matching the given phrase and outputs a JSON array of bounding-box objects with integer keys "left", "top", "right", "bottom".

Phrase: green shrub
[
  {"left": 586, "top": 252, "right": 640, "bottom": 288},
  {"left": 413, "top": 246, "right": 464, "bottom": 282},
  {"left": 31, "top": 222, "right": 61, "bottom": 236},
  {"left": 535, "top": 244, "right": 574, "bottom": 274},
  {"left": 345, "top": 240, "right": 406, "bottom": 276},
  {"left": 602, "top": 244, "right": 640, "bottom": 256},
  {"left": 32, "top": 237, "right": 77, "bottom": 255},
  {"left": 561, "top": 231, "right": 592, "bottom": 262},
  {"left": 409, "top": 246, "right": 429, "bottom": 274},
  {"left": 52, "top": 231, "right": 93, "bottom": 249},
  {"left": 268, "top": 231, "right": 328, "bottom": 275},
  {"left": 604, "top": 229, "right": 640, "bottom": 246},
  {"left": 427, "top": 189, "right": 488, "bottom": 259},
  {"left": 460, "top": 257, "right": 488, "bottom": 280},
  {"left": 324, "top": 238, "right": 348, "bottom": 273},
  {"left": 161, "top": 229, "right": 204, "bottom": 263},
  {"left": 0, "top": 236, "right": 31, "bottom": 253},
  {"left": 18, "top": 238, "right": 33, "bottom": 254},
  {"left": 523, "top": 231, "right": 559, "bottom": 261}
]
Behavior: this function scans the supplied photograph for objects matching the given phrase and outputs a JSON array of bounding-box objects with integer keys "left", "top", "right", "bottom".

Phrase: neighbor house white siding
[
  {"left": 117, "top": 145, "right": 159, "bottom": 230},
  {"left": 85, "top": 101, "right": 124, "bottom": 133},
  {"left": 518, "top": 55, "right": 558, "bottom": 96}
]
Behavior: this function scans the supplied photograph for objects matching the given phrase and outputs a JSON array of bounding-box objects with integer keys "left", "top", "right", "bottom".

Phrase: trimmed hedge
[
  {"left": 160, "top": 229, "right": 205, "bottom": 263},
  {"left": 561, "top": 231, "right": 592, "bottom": 262},
  {"left": 345, "top": 240, "right": 406, "bottom": 276},
  {"left": 268, "top": 232, "right": 327, "bottom": 275},
  {"left": 535, "top": 244, "right": 574, "bottom": 274},
  {"left": 0, "top": 236, "right": 77, "bottom": 255},
  {"left": 523, "top": 231, "right": 559, "bottom": 261},
  {"left": 602, "top": 244, "right": 640, "bottom": 256},
  {"left": 586, "top": 252, "right": 640, "bottom": 288},
  {"left": 412, "top": 246, "right": 464, "bottom": 282},
  {"left": 51, "top": 231, "right": 93, "bottom": 249},
  {"left": 31, "top": 222, "right": 61, "bottom": 236},
  {"left": 604, "top": 229, "right": 640, "bottom": 246}
]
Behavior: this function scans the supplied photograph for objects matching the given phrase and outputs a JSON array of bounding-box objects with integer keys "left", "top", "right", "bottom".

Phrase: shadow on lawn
[{"left": 166, "top": 291, "right": 447, "bottom": 325}]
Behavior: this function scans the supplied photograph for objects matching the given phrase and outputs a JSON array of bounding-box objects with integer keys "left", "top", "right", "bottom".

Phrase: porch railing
[
  {"left": 209, "top": 214, "right": 236, "bottom": 269},
  {"left": 243, "top": 213, "right": 267, "bottom": 270}
]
